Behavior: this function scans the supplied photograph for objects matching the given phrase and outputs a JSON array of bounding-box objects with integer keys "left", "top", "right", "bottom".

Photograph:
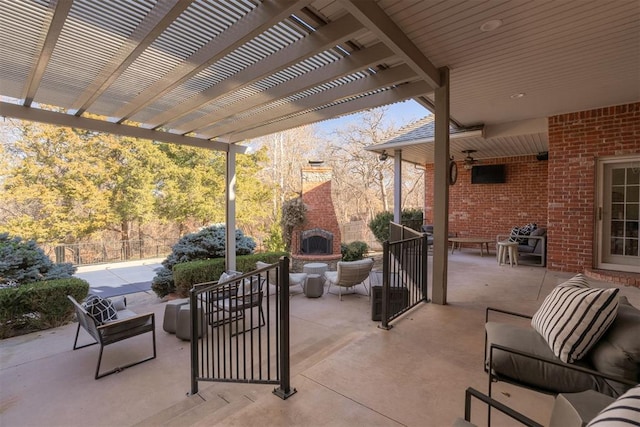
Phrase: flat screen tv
[{"left": 471, "top": 164, "right": 506, "bottom": 184}]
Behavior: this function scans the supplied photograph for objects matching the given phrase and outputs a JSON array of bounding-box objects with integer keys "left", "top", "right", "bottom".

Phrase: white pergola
[{"left": 1, "top": 0, "right": 638, "bottom": 304}]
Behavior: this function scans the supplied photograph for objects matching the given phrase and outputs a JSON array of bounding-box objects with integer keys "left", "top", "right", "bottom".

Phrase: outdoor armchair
[
  {"left": 324, "top": 258, "right": 374, "bottom": 301},
  {"left": 67, "top": 295, "right": 156, "bottom": 379}
]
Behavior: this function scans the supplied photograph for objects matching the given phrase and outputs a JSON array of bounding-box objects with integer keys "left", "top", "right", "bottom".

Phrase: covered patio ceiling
[{"left": 1, "top": 0, "right": 638, "bottom": 155}]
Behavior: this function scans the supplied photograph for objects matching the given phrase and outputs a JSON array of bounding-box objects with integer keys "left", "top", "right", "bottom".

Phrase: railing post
[
  {"left": 273, "top": 256, "right": 296, "bottom": 399},
  {"left": 380, "top": 240, "right": 392, "bottom": 330},
  {"left": 189, "top": 288, "right": 199, "bottom": 395},
  {"left": 422, "top": 234, "right": 430, "bottom": 302}
]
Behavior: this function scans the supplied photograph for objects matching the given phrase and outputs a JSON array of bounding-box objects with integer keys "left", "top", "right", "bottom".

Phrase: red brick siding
[
  {"left": 424, "top": 155, "right": 548, "bottom": 240},
  {"left": 547, "top": 102, "right": 640, "bottom": 272}
]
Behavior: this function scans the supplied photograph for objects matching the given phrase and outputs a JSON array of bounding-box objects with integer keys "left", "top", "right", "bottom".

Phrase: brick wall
[
  {"left": 547, "top": 102, "right": 640, "bottom": 272},
  {"left": 424, "top": 155, "right": 548, "bottom": 240},
  {"left": 291, "top": 166, "right": 342, "bottom": 255}
]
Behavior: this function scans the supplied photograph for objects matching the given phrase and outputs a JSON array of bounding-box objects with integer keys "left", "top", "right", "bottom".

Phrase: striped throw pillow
[
  {"left": 586, "top": 384, "right": 640, "bottom": 426},
  {"left": 531, "top": 274, "right": 619, "bottom": 363}
]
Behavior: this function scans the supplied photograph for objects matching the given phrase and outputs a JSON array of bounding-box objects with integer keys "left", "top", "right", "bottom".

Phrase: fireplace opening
[{"left": 300, "top": 228, "right": 333, "bottom": 255}]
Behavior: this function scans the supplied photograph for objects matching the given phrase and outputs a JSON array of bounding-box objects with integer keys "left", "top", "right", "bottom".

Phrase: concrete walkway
[
  {"left": 74, "top": 258, "right": 164, "bottom": 298},
  {"left": 2, "top": 252, "right": 639, "bottom": 426}
]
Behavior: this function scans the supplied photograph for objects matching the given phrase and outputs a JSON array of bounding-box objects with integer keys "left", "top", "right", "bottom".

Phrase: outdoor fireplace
[{"left": 300, "top": 228, "right": 333, "bottom": 255}]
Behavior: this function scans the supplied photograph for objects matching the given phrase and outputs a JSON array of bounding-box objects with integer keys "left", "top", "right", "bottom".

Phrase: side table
[
  {"left": 497, "top": 240, "right": 519, "bottom": 267},
  {"left": 303, "top": 262, "right": 328, "bottom": 275}
]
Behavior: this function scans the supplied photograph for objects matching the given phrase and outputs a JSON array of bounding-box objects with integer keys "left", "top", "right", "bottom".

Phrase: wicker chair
[{"left": 324, "top": 258, "right": 374, "bottom": 301}]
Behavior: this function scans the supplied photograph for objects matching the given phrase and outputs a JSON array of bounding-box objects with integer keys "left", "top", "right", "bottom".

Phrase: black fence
[
  {"left": 379, "top": 222, "right": 429, "bottom": 329},
  {"left": 41, "top": 239, "right": 176, "bottom": 265},
  {"left": 189, "top": 257, "right": 295, "bottom": 400}
]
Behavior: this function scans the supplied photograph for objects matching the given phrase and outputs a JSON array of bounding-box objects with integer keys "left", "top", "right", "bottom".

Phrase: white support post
[
  {"left": 432, "top": 67, "right": 450, "bottom": 305},
  {"left": 226, "top": 150, "right": 237, "bottom": 271},
  {"left": 393, "top": 149, "right": 402, "bottom": 223}
]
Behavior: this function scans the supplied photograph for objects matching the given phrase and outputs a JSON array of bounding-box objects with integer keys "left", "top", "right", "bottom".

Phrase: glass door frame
[{"left": 596, "top": 154, "right": 640, "bottom": 273}]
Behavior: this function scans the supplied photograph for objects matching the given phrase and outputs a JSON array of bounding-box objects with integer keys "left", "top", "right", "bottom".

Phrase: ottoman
[
  {"left": 162, "top": 298, "right": 189, "bottom": 333},
  {"left": 304, "top": 274, "right": 324, "bottom": 298},
  {"left": 176, "top": 304, "right": 204, "bottom": 341}
]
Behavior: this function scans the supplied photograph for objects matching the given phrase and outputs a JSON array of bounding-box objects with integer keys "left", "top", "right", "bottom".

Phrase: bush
[
  {"left": 0, "top": 277, "right": 89, "bottom": 339},
  {"left": 0, "top": 233, "right": 76, "bottom": 287},
  {"left": 173, "top": 251, "right": 289, "bottom": 297},
  {"left": 368, "top": 209, "right": 424, "bottom": 243},
  {"left": 368, "top": 211, "right": 394, "bottom": 244},
  {"left": 341, "top": 241, "right": 369, "bottom": 261},
  {"left": 151, "top": 224, "right": 257, "bottom": 298}
]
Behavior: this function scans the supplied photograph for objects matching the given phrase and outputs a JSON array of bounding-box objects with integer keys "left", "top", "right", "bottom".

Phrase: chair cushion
[
  {"left": 588, "top": 297, "right": 640, "bottom": 396},
  {"left": 586, "top": 384, "right": 640, "bottom": 426},
  {"left": 549, "top": 390, "right": 615, "bottom": 427},
  {"left": 531, "top": 274, "right": 619, "bottom": 363},
  {"left": 486, "top": 321, "right": 619, "bottom": 396},
  {"left": 528, "top": 227, "right": 546, "bottom": 247}
]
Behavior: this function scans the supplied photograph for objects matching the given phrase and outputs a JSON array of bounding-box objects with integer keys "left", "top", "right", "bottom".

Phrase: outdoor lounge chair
[
  {"left": 324, "top": 258, "right": 374, "bottom": 300},
  {"left": 213, "top": 274, "right": 265, "bottom": 336},
  {"left": 67, "top": 295, "right": 156, "bottom": 379}
]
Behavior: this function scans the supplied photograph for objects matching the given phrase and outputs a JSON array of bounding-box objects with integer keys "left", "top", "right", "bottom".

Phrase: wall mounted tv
[{"left": 471, "top": 164, "right": 506, "bottom": 184}]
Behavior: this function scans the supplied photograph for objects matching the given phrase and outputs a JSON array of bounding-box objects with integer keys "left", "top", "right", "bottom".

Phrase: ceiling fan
[{"left": 462, "top": 149, "right": 479, "bottom": 169}]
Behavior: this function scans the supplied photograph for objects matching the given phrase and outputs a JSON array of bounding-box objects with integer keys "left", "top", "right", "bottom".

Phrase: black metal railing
[
  {"left": 42, "top": 239, "right": 176, "bottom": 265},
  {"left": 379, "top": 223, "right": 429, "bottom": 329},
  {"left": 189, "top": 257, "right": 295, "bottom": 400}
]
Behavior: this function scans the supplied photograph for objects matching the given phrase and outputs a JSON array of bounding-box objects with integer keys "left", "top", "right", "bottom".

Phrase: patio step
[{"left": 134, "top": 383, "right": 261, "bottom": 426}]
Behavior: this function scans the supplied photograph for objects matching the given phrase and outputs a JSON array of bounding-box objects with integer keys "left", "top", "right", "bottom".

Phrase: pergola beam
[
  {"left": 226, "top": 80, "right": 432, "bottom": 143},
  {"left": 209, "top": 64, "right": 417, "bottom": 139},
  {"left": 22, "top": 0, "right": 73, "bottom": 107},
  {"left": 148, "top": 13, "right": 366, "bottom": 129},
  {"left": 113, "top": 0, "right": 313, "bottom": 122},
  {"left": 178, "top": 42, "right": 395, "bottom": 135},
  {"left": 0, "top": 102, "right": 231, "bottom": 152},
  {"left": 339, "top": 0, "right": 441, "bottom": 90},
  {"left": 71, "top": 0, "right": 192, "bottom": 116}
]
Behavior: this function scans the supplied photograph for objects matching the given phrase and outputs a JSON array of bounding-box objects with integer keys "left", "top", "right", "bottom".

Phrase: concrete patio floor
[{"left": 2, "top": 251, "right": 639, "bottom": 427}]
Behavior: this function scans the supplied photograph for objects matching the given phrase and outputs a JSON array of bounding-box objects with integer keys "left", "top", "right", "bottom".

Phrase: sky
[{"left": 315, "top": 99, "right": 431, "bottom": 136}]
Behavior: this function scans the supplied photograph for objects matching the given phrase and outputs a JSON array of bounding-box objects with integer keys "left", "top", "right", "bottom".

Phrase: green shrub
[
  {"left": 152, "top": 224, "right": 257, "bottom": 298},
  {"left": 368, "top": 211, "right": 394, "bottom": 244},
  {"left": 0, "top": 233, "right": 76, "bottom": 286},
  {"left": 0, "top": 277, "right": 89, "bottom": 339},
  {"left": 368, "top": 209, "right": 424, "bottom": 243},
  {"left": 173, "top": 251, "right": 288, "bottom": 297},
  {"left": 341, "top": 241, "right": 369, "bottom": 261}
]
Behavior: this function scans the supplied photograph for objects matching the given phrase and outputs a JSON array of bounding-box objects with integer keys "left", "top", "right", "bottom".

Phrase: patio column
[
  {"left": 226, "top": 150, "right": 237, "bottom": 271},
  {"left": 393, "top": 149, "right": 402, "bottom": 223},
  {"left": 432, "top": 66, "right": 450, "bottom": 305}
]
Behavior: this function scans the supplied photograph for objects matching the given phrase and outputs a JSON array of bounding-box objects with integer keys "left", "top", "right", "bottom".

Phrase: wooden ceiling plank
[
  {"left": 113, "top": 0, "right": 313, "bottom": 122},
  {"left": 148, "top": 13, "right": 366, "bottom": 129},
  {"left": 339, "top": 0, "right": 441, "bottom": 89},
  {"left": 22, "top": 0, "right": 73, "bottom": 106},
  {"left": 177, "top": 42, "right": 395, "bottom": 134},
  {"left": 205, "top": 63, "right": 417, "bottom": 138},
  {"left": 224, "top": 80, "right": 431, "bottom": 143},
  {"left": 72, "top": 0, "right": 192, "bottom": 116},
  {"left": 0, "top": 101, "right": 228, "bottom": 152}
]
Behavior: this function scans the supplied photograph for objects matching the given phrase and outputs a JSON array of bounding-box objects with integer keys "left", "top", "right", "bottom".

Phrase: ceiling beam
[
  {"left": 205, "top": 64, "right": 418, "bottom": 139},
  {"left": 225, "top": 80, "right": 432, "bottom": 143},
  {"left": 113, "top": 0, "right": 313, "bottom": 122},
  {"left": 177, "top": 42, "right": 395, "bottom": 134},
  {"left": 148, "top": 13, "right": 366, "bottom": 129},
  {"left": 21, "top": 0, "right": 73, "bottom": 107},
  {"left": 71, "top": 0, "right": 192, "bottom": 116},
  {"left": 339, "top": 0, "right": 441, "bottom": 89},
  {"left": 0, "top": 102, "right": 229, "bottom": 152}
]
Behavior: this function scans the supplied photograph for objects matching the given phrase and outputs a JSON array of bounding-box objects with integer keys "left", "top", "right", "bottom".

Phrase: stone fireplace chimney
[{"left": 291, "top": 162, "right": 342, "bottom": 269}]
